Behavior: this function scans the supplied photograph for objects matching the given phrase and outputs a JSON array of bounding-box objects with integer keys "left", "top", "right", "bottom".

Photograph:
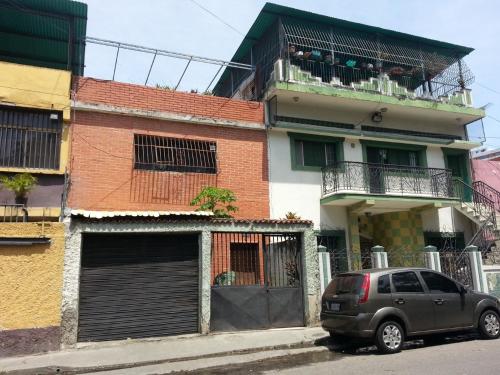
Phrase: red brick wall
[
  {"left": 68, "top": 110, "right": 269, "bottom": 219},
  {"left": 72, "top": 77, "right": 264, "bottom": 124}
]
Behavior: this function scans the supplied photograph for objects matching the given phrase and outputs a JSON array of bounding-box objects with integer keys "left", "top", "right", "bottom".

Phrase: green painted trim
[
  {"left": 320, "top": 193, "right": 460, "bottom": 205},
  {"left": 442, "top": 147, "right": 472, "bottom": 185},
  {"left": 273, "top": 81, "right": 485, "bottom": 117},
  {"left": 274, "top": 122, "right": 480, "bottom": 149},
  {"left": 288, "top": 132, "right": 344, "bottom": 172}
]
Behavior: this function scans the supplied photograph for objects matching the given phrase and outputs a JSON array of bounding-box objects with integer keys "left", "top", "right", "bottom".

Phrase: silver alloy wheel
[
  {"left": 484, "top": 313, "right": 500, "bottom": 336},
  {"left": 383, "top": 324, "right": 402, "bottom": 350}
]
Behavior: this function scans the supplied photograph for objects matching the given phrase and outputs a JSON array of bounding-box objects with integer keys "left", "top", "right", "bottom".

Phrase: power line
[
  {"left": 188, "top": 0, "right": 244, "bottom": 36},
  {"left": 476, "top": 82, "right": 500, "bottom": 96}
]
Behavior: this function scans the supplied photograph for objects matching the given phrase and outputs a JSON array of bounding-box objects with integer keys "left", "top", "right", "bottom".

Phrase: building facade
[
  {"left": 214, "top": 3, "right": 492, "bottom": 271},
  {"left": 0, "top": 0, "right": 87, "bottom": 357}
]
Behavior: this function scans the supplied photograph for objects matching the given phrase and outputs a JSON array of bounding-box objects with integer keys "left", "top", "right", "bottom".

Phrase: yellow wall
[
  {"left": 0, "top": 223, "right": 65, "bottom": 330},
  {"left": 0, "top": 61, "right": 71, "bottom": 174}
]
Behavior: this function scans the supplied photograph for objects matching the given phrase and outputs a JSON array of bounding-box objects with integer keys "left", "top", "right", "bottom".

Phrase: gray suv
[{"left": 321, "top": 268, "right": 500, "bottom": 353}]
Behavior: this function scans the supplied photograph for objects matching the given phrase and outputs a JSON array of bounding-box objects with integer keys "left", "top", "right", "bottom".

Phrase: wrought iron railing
[
  {"left": 322, "top": 161, "right": 454, "bottom": 198},
  {"left": 453, "top": 178, "right": 496, "bottom": 227},
  {"left": 1, "top": 204, "right": 28, "bottom": 223},
  {"left": 473, "top": 180, "right": 500, "bottom": 213}
]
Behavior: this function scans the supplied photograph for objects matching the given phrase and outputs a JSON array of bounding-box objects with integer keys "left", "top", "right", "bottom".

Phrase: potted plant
[{"left": 0, "top": 173, "right": 38, "bottom": 206}]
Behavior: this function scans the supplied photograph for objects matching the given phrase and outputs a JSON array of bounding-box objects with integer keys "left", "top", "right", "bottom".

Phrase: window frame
[
  {"left": 288, "top": 132, "right": 344, "bottom": 172},
  {"left": 133, "top": 134, "right": 217, "bottom": 174},
  {"left": 361, "top": 140, "right": 427, "bottom": 168},
  {"left": 391, "top": 271, "right": 425, "bottom": 294},
  {"left": 0, "top": 106, "right": 62, "bottom": 171},
  {"left": 420, "top": 270, "right": 460, "bottom": 294}
]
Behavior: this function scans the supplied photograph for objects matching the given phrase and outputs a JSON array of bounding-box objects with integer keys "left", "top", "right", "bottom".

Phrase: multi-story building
[
  {"left": 0, "top": 0, "right": 87, "bottom": 357},
  {"left": 214, "top": 3, "right": 492, "bottom": 269}
]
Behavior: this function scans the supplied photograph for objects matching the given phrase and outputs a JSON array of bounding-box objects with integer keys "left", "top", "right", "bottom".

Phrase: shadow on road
[{"left": 314, "top": 331, "right": 480, "bottom": 356}]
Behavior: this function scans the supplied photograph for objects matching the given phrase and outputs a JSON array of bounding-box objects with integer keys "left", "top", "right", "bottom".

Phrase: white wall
[{"left": 268, "top": 131, "right": 350, "bottom": 230}]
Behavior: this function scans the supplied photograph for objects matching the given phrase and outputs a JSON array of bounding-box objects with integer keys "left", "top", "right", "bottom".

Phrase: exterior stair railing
[{"left": 473, "top": 180, "right": 500, "bottom": 212}]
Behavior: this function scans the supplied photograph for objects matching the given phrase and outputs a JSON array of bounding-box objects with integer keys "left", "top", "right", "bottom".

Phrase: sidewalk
[{"left": 0, "top": 327, "right": 328, "bottom": 374}]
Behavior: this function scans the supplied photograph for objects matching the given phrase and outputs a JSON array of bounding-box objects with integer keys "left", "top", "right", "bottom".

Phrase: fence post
[
  {"left": 467, "top": 245, "right": 489, "bottom": 293},
  {"left": 423, "top": 245, "right": 441, "bottom": 272},
  {"left": 371, "top": 245, "right": 388, "bottom": 268},
  {"left": 318, "top": 245, "right": 331, "bottom": 295}
]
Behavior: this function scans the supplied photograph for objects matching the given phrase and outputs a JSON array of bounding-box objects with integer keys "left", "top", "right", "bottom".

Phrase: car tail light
[{"left": 359, "top": 274, "right": 370, "bottom": 303}]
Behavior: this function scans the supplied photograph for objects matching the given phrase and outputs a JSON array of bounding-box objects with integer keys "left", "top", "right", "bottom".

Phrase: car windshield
[{"left": 327, "top": 274, "right": 363, "bottom": 295}]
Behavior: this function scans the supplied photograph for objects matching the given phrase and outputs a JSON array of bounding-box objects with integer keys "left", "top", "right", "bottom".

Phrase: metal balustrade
[{"left": 322, "top": 161, "right": 454, "bottom": 198}]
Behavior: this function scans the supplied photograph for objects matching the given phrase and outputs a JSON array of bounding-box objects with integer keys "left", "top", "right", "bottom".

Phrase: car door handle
[
  {"left": 433, "top": 299, "right": 445, "bottom": 305},
  {"left": 394, "top": 298, "right": 405, "bottom": 305}
]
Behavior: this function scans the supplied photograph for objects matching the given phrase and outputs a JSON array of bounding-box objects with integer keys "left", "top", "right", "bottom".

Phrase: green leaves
[
  {"left": 0, "top": 173, "right": 38, "bottom": 198},
  {"left": 190, "top": 186, "right": 238, "bottom": 218}
]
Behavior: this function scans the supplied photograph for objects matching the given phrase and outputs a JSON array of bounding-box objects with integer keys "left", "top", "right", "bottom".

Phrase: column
[
  {"left": 467, "top": 245, "right": 489, "bottom": 293},
  {"left": 423, "top": 245, "right": 442, "bottom": 272},
  {"left": 371, "top": 245, "right": 388, "bottom": 269}
]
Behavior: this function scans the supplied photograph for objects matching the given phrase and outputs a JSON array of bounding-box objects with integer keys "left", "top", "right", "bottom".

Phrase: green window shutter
[{"left": 303, "top": 140, "right": 325, "bottom": 167}]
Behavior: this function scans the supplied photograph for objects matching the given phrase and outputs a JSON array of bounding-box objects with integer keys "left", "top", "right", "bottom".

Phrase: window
[
  {"left": 230, "top": 243, "right": 260, "bottom": 285},
  {"left": 295, "top": 139, "right": 336, "bottom": 168},
  {"left": 134, "top": 134, "right": 217, "bottom": 173},
  {"left": 326, "top": 274, "right": 364, "bottom": 295},
  {"left": 378, "top": 274, "right": 391, "bottom": 294},
  {"left": 0, "top": 106, "right": 62, "bottom": 170},
  {"left": 420, "top": 271, "right": 459, "bottom": 294},
  {"left": 392, "top": 272, "right": 424, "bottom": 293},
  {"left": 368, "top": 147, "right": 419, "bottom": 167}
]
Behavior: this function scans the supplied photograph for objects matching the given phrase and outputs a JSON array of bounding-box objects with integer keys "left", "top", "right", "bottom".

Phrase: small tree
[
  {"left": 190, "top": 186, "right": 238, "bottom": 218},
  {"left": 0, "top": 173, "right": 38, "bottom": 206},
  {"left": 284, "top": 211, "right": 301, "bottom": 220}
]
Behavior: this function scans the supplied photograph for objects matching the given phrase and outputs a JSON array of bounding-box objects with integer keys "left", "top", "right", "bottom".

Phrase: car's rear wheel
[
  {"left": 375, "top": 321, "right": 404, "bottom": 354},
  {"left": 478, "top": 310, "right": 500, "bottom": 339}
]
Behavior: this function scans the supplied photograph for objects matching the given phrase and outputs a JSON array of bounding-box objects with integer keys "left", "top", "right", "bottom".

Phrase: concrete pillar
[
  {"left": 199, "top": 230, "right": 211, "bottom": 334},
  {"left": 423, "top": 245, "right": 442, "bottom": 272},
  {"left": 467, "top": 245, "right": 489, "bottom": 293},
  {"left": 318, "top": 245, "right": 331, "bottom": 295},
  {"left": 371, "top": 245, "right": 388, "bottom": 268}
]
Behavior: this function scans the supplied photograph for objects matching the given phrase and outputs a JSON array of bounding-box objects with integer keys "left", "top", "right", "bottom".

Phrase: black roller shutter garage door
[{"left": 78, "top": 233, "right": 199, "bottom": 342}]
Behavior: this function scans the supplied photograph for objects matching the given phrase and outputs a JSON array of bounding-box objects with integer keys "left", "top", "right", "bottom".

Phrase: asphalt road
[{"left": 197, "top": 334, "right": 500, "bottom": 375}]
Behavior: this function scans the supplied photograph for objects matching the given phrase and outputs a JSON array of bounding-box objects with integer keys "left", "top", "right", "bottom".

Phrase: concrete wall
[
  {"left": 61, "top": 218, "right": 319, "bottom": 348},
  {"left": 0, "top": 223, "right": 65, "bottom": 357}
]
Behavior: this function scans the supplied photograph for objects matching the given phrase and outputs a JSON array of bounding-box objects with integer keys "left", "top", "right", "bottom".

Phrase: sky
[{"left": 80, "top": 0, "right": 500, "bottom": 148}]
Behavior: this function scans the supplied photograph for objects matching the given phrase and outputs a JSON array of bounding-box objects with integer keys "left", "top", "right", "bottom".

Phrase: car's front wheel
[
  {"left": 375, "top": 321, "right": 404, "bottom": 354},
  {"left": 478, "top": 310, "right": 500, "bottom": 339}
]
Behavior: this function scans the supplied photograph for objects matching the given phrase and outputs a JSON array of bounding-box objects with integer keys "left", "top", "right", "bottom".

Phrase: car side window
[
  {"left": 377, "top": 274, "right": 391, "bottom": 294},
  {"left": 392, "top": 271, "right": 424, "bottom": 293},
  {"left": 420, "top": 271, "right": 459, "bottom": 294}
]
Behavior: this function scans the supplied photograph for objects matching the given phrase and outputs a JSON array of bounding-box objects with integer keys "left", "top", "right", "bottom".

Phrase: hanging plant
[{"left": 0, "top": 173, "right": 38, "bottom": 206}]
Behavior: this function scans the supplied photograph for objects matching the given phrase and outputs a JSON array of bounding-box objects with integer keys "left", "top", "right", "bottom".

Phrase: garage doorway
[{"left": 78, "top": 233, "right": 199, "bottom": 342}]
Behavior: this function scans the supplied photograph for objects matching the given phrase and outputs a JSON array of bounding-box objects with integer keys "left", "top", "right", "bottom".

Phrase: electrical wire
[
  {"left": 188, "top": 0, "right": 244, "bottom": 36},
  {"left": 476, "top": 82, "right": 500, "bottom": 96}
]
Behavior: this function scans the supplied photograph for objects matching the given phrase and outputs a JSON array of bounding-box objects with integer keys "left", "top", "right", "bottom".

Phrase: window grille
[
  {"left": 0, "top": 106, "right": 62, "bottom": 170},
  {"left": 134, "top": 134, "right": 217, "bottom": 174}
]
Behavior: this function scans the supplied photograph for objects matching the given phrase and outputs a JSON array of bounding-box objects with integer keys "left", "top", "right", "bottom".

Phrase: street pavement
[{"left": 196, "top": 334, "right": 500, "bottom": 375}]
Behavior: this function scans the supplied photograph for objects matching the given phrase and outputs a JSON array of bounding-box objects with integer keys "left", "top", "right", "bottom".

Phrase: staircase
[{"left": 453, "top": 179, "right": 500, "bottom": 263}]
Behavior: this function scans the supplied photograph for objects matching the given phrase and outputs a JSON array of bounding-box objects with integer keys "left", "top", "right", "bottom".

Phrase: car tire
[
  {"left": 375, "top": 321, "right": 404, "bottom": 354},
  {"left": 478, "top": 310, "right": 500, "bottom": 340}
]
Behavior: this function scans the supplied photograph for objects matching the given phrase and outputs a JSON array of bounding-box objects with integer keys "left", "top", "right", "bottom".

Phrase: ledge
[{"left": 271, "top": 80, "right": 485, "bottom": 118}]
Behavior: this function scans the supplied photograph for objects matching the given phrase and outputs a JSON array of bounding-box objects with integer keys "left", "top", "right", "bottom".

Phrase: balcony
[{"left": 321, "top": 162, "right": 457, "bottom": 208}]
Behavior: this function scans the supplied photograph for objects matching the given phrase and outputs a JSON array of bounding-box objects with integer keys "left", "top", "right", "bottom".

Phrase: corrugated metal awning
[{"left": 70, "top": 209, "right": 213, "bottom": 219}]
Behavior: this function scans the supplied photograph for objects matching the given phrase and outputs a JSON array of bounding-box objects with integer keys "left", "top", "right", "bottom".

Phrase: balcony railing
[
  {"left": 1, "top": 204, "right": 28, "bottom": 223},
  {"left": 322, "top": 161, "right": 454, "bottom": 198}
]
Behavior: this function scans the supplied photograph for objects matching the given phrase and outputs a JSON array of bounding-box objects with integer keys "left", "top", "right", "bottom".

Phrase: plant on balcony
[
  {"left": 0, "top": 173, "right": 38, "bottom": 206},
  {"left": 284, "top": 211, "right": 301, "bottom": 220},
  {"left": 190, "top": 186, "right": 238, "bottom": 218}
]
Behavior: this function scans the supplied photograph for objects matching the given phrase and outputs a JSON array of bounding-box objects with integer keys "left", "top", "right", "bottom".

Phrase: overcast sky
[{"left": 80, "top": 0, "right": 500, "bottom": 148}]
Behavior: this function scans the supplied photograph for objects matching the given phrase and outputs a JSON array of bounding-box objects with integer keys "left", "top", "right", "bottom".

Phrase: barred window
[
  {"left": 134, "top": 134, "right": 217, "bottom": 174},
  {"left": 0, "top": 106, "right": 62, "bottom": 170}
]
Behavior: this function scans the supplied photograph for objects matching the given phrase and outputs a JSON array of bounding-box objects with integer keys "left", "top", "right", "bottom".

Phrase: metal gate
[
  {"left": 210, "top": 232, "right": 303, "bottom": 331},
  {"left": 78, "top": 233, "right": 199, "bottom": 342},
  {"left": 440, "top": 251, "right": 473, "bottom": 288}
]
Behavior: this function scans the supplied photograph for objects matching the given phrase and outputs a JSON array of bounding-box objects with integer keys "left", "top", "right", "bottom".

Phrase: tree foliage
[
  {"left": 190, "top": 186, "right": 238, "bottom": 218},
  {"left": 0, "top": 173, "right": 38, "bottom": 198}
]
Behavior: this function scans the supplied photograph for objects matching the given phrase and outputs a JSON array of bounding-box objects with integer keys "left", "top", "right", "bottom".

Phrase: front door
[
  {"left": 367, "top": 147, "right": 385, "bottom": 193},
  {"left": 446, "top": 152, "right": 471, "bottom": 201},
  {"left": 391, "top": 271, "right": 435, "bottom": 333},
  {"left": 419, "top": 270, "right": 474, "bottom": 329}
]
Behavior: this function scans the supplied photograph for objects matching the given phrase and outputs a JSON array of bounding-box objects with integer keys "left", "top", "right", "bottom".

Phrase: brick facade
[{"left": 68, "top": 79, "right": 269, "bottom": 219}]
